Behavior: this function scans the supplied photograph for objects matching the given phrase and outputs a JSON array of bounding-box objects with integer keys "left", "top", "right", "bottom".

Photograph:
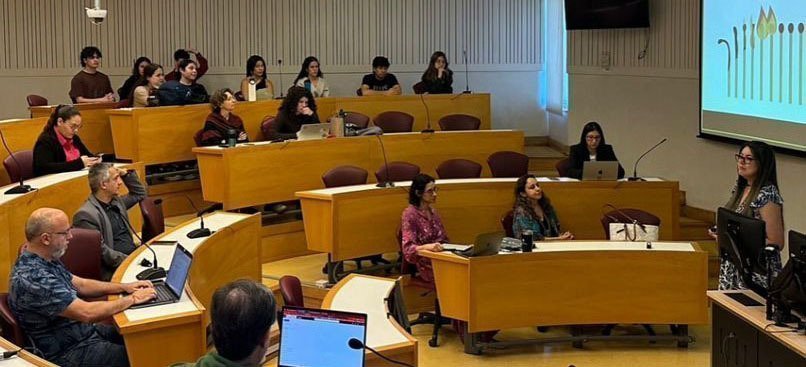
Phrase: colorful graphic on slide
[{"left": 702, "top": 1, "right": 805, "bottom": 124}]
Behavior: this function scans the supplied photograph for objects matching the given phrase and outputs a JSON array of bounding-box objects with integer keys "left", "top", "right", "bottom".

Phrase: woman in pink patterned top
[{"left": 401, "top": 174, "right": 446, "bottom": 283}]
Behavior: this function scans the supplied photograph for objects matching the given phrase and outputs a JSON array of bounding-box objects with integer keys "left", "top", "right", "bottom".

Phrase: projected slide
[{"left": 701, "top": 0, "right": 805, "bottom": 152}]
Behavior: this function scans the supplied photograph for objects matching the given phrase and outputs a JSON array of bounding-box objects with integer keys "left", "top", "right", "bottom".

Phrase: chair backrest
[
  {"left": 437, "top": 114, "right": 481, "bottom": 131},
  {"left": 375, "top": 161, "right": 421, "bottom": 183},
  {"left": 501, "top": 211, "right": 515, "bottom": 238},
  {"left": 0, "top": 293, "right": 27, "bottom": 347},
  {"left": 374, "top": 111, "right": 414, "bottom": 133},
  {"left": 234, "top": 91, "right": 245, "bottom": 101},
  {"left": 487, "top": 151, "right": 529, "bottom": 178},
  {"left": 356, "top": 88, "right": 363, "bottom": 96},
  {"left": 260, "top": 115, "right": 277, "bottom": 141},
  {"left": 412, "top": 81, "right": 427, "bottom": 94},
  {"left": 436, "top": 159, "right": 482, "bottom": 179},
  {"left": 279, "top": 275, "right": 304, "bottom": 307},
  {"left": 555, "top": 157, "right": 571, "bottom": 177},
  {"left": 600, "top": 208, "right": 661, "bottom": 240},
  {"left": 139, "top": 197, "right": 165, "bottom": 243},
  {"left": 25, "top": 95, "right": 48, "bottom": 107},
  {"left": 3, "top": 150, "right": 34, "bottom": 183},
  {"left": 322, "top": 165, "right": 368, "bottom": 188},
  {"left": 344, "top": 112, "right": 371, "bottom": 129},
  {"left": 60, "top": 228, "right": 103, "bottom": 280},
  {"left": 193, "top": 129, "right": 204, "bottom": 147}
]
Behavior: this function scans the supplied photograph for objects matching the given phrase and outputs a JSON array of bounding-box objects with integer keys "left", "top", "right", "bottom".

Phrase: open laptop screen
[
  {"left": 278, "top": 306, "right": 367, "bottom": 367},
  {"left": 165, "top": 245, "right": 192, "bottom": 297}
]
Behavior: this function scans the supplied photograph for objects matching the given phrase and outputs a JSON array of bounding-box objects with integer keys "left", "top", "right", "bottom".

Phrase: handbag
[{"left": 603, "top": 204, "right": 660, "bottom": 242}]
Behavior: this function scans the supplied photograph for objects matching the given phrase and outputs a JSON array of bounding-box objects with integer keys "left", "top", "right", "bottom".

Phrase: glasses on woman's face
[
  {"left": 526, "top": 183, "right": 541, "bottom": 191},
  {"left": 62, "top": 121, "right": 81, "bottom": 132},
  {"left": 735, "top": 153, "right": 755, "bottom": 164},
  {"left": 424, "top": 187, "right": 438, "bottom": 195},
  {"left": 586, "top": 134, "right": 601, "bottom": 141}
]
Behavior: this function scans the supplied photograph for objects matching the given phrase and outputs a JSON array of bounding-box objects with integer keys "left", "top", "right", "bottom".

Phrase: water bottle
[
  {"left": 226, "top": 129, "right": 237, "bottom": 147},
  {"left": 331, "top": 109, "right": 345, "bottom": 137},
  {"left": 521, "top": 230, "right": 533, "bottom": 252},
  {"left": 248, "top": 78, "right": 257, "bottom": 102},
  {"left": 304, "top": 79, "right": 312, "bottom": 93}
]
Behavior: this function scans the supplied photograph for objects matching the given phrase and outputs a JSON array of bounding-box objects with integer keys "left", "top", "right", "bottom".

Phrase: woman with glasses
[
  {"left": 512, "top": 174, "right": 574, "bottom": 241},
  {"left": 712, "top": 141, "right": 784, "bottom": 291},
  {"left": 33, "top": 105, "right": 99, "bottom": 177},
  {"left": 400, "top": 174, "right": 445, "bottom": 283},
  {"left": 566, "top": 121, "right": 625, "bottom": 179}
]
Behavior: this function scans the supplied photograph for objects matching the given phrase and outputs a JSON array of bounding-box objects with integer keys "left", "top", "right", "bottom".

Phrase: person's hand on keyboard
[
  {"left": 129, "top": 287, "right": 157, "bottom": 306},
  {"left": 122, "top": 280, "right": 154, "bottom": 294}
]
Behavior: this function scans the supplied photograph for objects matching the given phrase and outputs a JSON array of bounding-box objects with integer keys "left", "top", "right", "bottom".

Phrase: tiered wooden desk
[
  {"left": 296, "top": 178, "right": 681, "bottom": 263},
  {"left": 194, "top": 131, "right": 524, "bottom": 210},
  {"left": 421, "top": 241, "right": 708, "bottom": 354},
  {"left": 29, "top": 102, "right": 117, "bottom": 155},
  {"left": 0, "top": 118, "right": 48, "bottom": 185},
  {"left": 112, "top": 212, "right": 261, "bottom": 367},
  {"left": 0, "top": 336, "right": 56, "bottom": 366},
  {"left": 322, "top": 274, "right": 418, "bottom": 367},
  {"left": 0, "top": 163, "right": 144, "bottom": 292}
]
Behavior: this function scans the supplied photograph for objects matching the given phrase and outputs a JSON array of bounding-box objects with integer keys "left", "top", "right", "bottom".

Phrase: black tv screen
[{"left": 565, "top": 0, "right": 650, "bottom": 30}]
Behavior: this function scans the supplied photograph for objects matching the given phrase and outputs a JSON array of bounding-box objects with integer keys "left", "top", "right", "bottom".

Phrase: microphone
[
  {"left": 628, "top": 138, "right": 667, "bottom": 181},
  {"left": 123, "top": 208, "right": 165, "bottom": 280},
  {"left": 0, "top": 129, "right": 35, "bottom": 195},
  {"left": 462, "top": 49, "right": 471, "bottom": 94},
  {"left": 375, "top": 135, "right": 394, "bottom": 188},
  {"left": 183, "top": 195, "right": 222, "bottom": 238},
  {"left": 0, "top": 348, "right": 20, "bottom": 360},
  {"left": 348, "top": 338, "right": 414, "bottom": 367},
  {"left": 277, "top": 59, "right": 284, "bottom": 98},
  {"left": 419, "top": 93, "right": 434, "bottom": 133}
]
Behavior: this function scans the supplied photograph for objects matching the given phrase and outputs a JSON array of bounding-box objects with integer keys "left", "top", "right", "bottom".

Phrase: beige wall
[
  {"left": 566, "top": 0, "right": 805, "bottom": 247},
  {"left": 0, "top": 0, "right": 549, "bottom": 135}
]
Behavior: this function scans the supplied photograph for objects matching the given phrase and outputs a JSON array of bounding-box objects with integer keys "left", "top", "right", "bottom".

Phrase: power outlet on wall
[{"left": 599, "top": 51, "right": 611, "bottom": 71}]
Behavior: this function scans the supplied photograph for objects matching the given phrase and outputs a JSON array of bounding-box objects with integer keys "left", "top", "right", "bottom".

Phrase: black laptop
[{"left": 130, "top": 244, "right": 193, "bottom": 309}]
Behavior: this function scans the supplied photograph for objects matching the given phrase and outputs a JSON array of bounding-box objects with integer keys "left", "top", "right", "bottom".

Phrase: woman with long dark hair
[
  {"left": 512, "top": 174, "right": 573, "bottom": 240},
  {"left": 265, "top": 86, "right": 320, "bottom": 141},
  {"left": 131, "top": 64, "right": 164, "bottom": 107},
  {"left": 400, "top": 174, "right": 445, "bottom": 283},
  {"left": 566, "top": 121, "right": 625, "bottom": 179},
  {"left": 420, "top": 51, "right": 453, "bottom": 94},
  {"left": 240, "top": 55, "right": 274, "bottom": 100},
  {"left": 33, "top": 105, "right": 98, "bottom": 176},
  {"left": 714, "top": 141, "right": 784, "bottom": 290},
  {"left": 294, "top": 56, "right": 330, "bottom": 98},
  {"left": 117, "top": 56, "right": 151, "bottom": 101}
]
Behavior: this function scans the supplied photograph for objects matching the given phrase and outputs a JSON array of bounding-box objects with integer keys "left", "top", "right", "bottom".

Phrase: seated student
[
  {"left": 73, "top": 163, "right": 147, "bottom": 280},
  {"left": 171, "top": 280, "right": 276, "bottom": 367},
  {"left": 199, "top": 88, "right": 248, "bottom": 146},
  {"left": 158, "top": 59, "right": 210, "bottom": 106},
  {"left": 131, "top": 63, "right": 165, "bottom": 107},
  {"left": 69, "top": 46, "right": 115, "bottom": 103},
  {"left": 401, "top": 174, "right": 445, "bottom": 283},
  {"left": 512, "top": 174, "right": 574, "bottom": 241},
  {"left": 420, "top": 51, "right": 453, "bottom": 94},
  {"left": 566, "top": 121, "right": 625, "bottom": 179},
  {"left": 361, "top": 56, "right": 401, "bottom": 96},
  {"left": 10, "top": 208, "right": 156, "bottom": 367},
  {"left": 117, "top": 56, "right": 151, "bottom": 102},
  {"left": 266, "top": 86, "right": 320, "bottom": 141},
  {"left": 294, "top": 56, "right": 330, "bottom": 98},
  {"left": 33, "top": 105, "right": 100, "bottom": 177},
  {"left": 165, "top": 48, "right": 209, "bottom": 81},
  {"left": 240, "top": 55, "right": 275, "bottom": 101}
]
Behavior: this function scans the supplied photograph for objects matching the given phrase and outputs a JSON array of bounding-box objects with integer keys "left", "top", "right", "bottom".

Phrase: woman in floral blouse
[{"left": 400, "top": 174, "right": 446, "bottom": 283}]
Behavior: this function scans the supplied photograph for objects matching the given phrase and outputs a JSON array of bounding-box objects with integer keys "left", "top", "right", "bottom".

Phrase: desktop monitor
[
  {"left": 717, "top": 207, "right": 768, "bottom": 297},
  {"left": 788, "top": 229, "right": 806, "bottom": 260},
  {"left": 278, "top": 306, "right": 367, "bottom": 367},
  {"left": 769, "top": 230, "right": 806, "bottom": 317}
]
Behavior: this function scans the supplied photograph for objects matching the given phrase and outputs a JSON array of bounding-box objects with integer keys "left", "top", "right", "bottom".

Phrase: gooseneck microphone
[
  {"left": 0, "top": 129, "right": 35, "bottom": 195},
  {"left": 277, "top": 59, "right": 285, "bottom": 98},
  {"left": 123, "top": 206, "right": 165, "bottom": 279},
  {"left": 419, "top": 93, "right": 434, "bottom": 133},
  {"left": 462, "top": 49, "right": 471, "bottom": 94},
  {"left": 183, "top": 195, "right": 222, "bottom": 238},
  {"left": 0, "top": 348, "right": 21, "bottom": 361},
  {"left": 375, "top": 135, "right": 394, "bottom": 188},
  {"left": 628, "top": 138, "right": 667, "bottom": 181},
  {"left": 348, "top": 338, "right": 414, "bottom": 367}
]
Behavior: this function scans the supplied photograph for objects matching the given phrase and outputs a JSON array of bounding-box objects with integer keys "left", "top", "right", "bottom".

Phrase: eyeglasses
[
  {"left": 424, "top": 187, "right": 439, "bottom": 195},
  {"left": 586, "top": 135, "right": 601, "bottom": 141},
  {"left": 66, "top": 123, "right": 82, "bottom": 131},
  {"left": 526, "top": 184, "right": 541, "bottom": 190},
  {"left": 44, "top": 227, "right": 73, "bottom": 237},
  {"left": 734, "top": 154, "right": 755, "bottom": 164}
]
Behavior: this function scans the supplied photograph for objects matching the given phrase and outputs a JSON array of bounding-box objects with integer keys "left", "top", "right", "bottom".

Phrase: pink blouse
[
  {"left": 401, "top": 205, "right": 449, "bottom": 283},
  {"left": 54, "top": 127, "right": 80, "bottom": 162}
]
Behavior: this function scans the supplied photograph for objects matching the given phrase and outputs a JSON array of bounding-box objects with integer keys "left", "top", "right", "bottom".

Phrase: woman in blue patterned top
[
  {"left": 512, "top": 174, "right": 574, "bottom": 241},
  {"left": 713, "top": 141, "right": 784, "bottom": 291}
]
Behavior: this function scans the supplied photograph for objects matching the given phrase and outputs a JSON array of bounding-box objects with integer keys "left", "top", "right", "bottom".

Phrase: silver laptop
[
  {"left": 582, "top": 161, "right": 619, "bottom": 181},
  {"left": 296, "top": 123, "right": 331, "bottom": 141}
]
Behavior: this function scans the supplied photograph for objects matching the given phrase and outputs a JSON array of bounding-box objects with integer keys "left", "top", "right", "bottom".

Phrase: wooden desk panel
[
  {"left": 30, "top": 102, "right": 116, "bottom": 155},
  {"left": 297, "top": 179, "right": 681, "bottom": 262},
  {"left": 0, "top": 163, "right": 144, "bottom": 292},
  {"left": 0, "top": 117, "right": 48, "bottom": 185},
  {"left": 421, "top": 242, "right": 709, "bottom": 333},
  {"left": 195, "top": 131, "right": 523, "bottom": 210}
]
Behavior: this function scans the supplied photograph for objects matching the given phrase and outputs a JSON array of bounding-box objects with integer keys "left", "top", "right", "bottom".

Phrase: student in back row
[
  {"left": 265, "top": 86, "right": 320, "bottom": 141},
  {"left": 361, "top": 56, "right": 401, "bottom": 96},
  {"left": 240, "top": 55, "right": 274, "bottom": 101},
  {"left": 166, "top": 48, "right": 209, "bottom": 81},
  {"left": 158, "top": 59, "right": 209, "bottom": 106},
  {"left": 294, "top": 56, "right": 330, "bottom": 98},
  {"left": 69, "top": 46, "right": 114, "bottom": 104}
]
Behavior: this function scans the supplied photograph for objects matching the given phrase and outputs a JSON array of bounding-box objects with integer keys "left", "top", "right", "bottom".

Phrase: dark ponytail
[{"left": 44, "top": 105, "right": 80, "bottom": 132}]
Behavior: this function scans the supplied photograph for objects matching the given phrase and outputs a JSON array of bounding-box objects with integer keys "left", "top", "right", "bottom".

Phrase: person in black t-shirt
[{"left": 360, "top": 56, "right": 401, "bottom": 96}]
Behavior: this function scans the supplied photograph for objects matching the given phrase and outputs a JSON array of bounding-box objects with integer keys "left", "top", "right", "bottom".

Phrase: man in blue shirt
[{"left": 10, "top": 208, "right": 156, "bottom": 366}]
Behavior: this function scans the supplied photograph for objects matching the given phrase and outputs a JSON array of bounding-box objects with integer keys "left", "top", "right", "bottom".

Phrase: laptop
[
  {"left": 130, "top": 244, "right": 193, "bottom": 309},
  {"left": 278, "top": 306, "right": 367, "bottom": 367},
  {"left": 296, "top": 123, "right": 331, "bottom": 141},
  {"left": 582, "top": 161, "right": 620, "bottom": 181},
  {"left": 457, "top": 232, "right": 503, "bottom": 257}
]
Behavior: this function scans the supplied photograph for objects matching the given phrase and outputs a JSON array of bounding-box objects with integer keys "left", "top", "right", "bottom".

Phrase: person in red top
[
  {"left": 32, "top": 105, "right": 100, "bottom": 177},
  {"left": 165, "top": 48, "right": 209, "bottom": 81},
  {"left": 199, "top": 88, "right": 249, "bottom": 146}
]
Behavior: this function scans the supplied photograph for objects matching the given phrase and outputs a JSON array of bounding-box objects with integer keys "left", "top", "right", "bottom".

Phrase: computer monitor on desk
[
  {"left": 717, "top": 207, "right": 769, "bottom": 298},
  {"left": 278, "top": 306, "right": 367, "bottom": 367},
  {"left": 769, "top": 230, "right": 806, "bottom": 318}
]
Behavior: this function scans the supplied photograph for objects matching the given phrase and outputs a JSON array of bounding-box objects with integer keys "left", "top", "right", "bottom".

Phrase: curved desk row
[
  {"left": 0, "top": 163, "right": 144, "bottom": 292},
  {"left": 420, "top": 241, "right": 708, "bottom": 354},
  {"left": 195, "top": 130, "right": 524, "bottom": 210},
  {"left": 112, "top": 212, "right": 261, "bottom": 367},
  {"left": 0, "top": 336, "right": 56, "bottom": 366},
  {"left": 296, "top": 178, "right": 681, "bottom": 262}
]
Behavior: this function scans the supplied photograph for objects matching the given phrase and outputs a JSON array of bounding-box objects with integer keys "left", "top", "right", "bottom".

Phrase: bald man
[{"left": 9, "top": 208, "right": 156, "bottom": 367}]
